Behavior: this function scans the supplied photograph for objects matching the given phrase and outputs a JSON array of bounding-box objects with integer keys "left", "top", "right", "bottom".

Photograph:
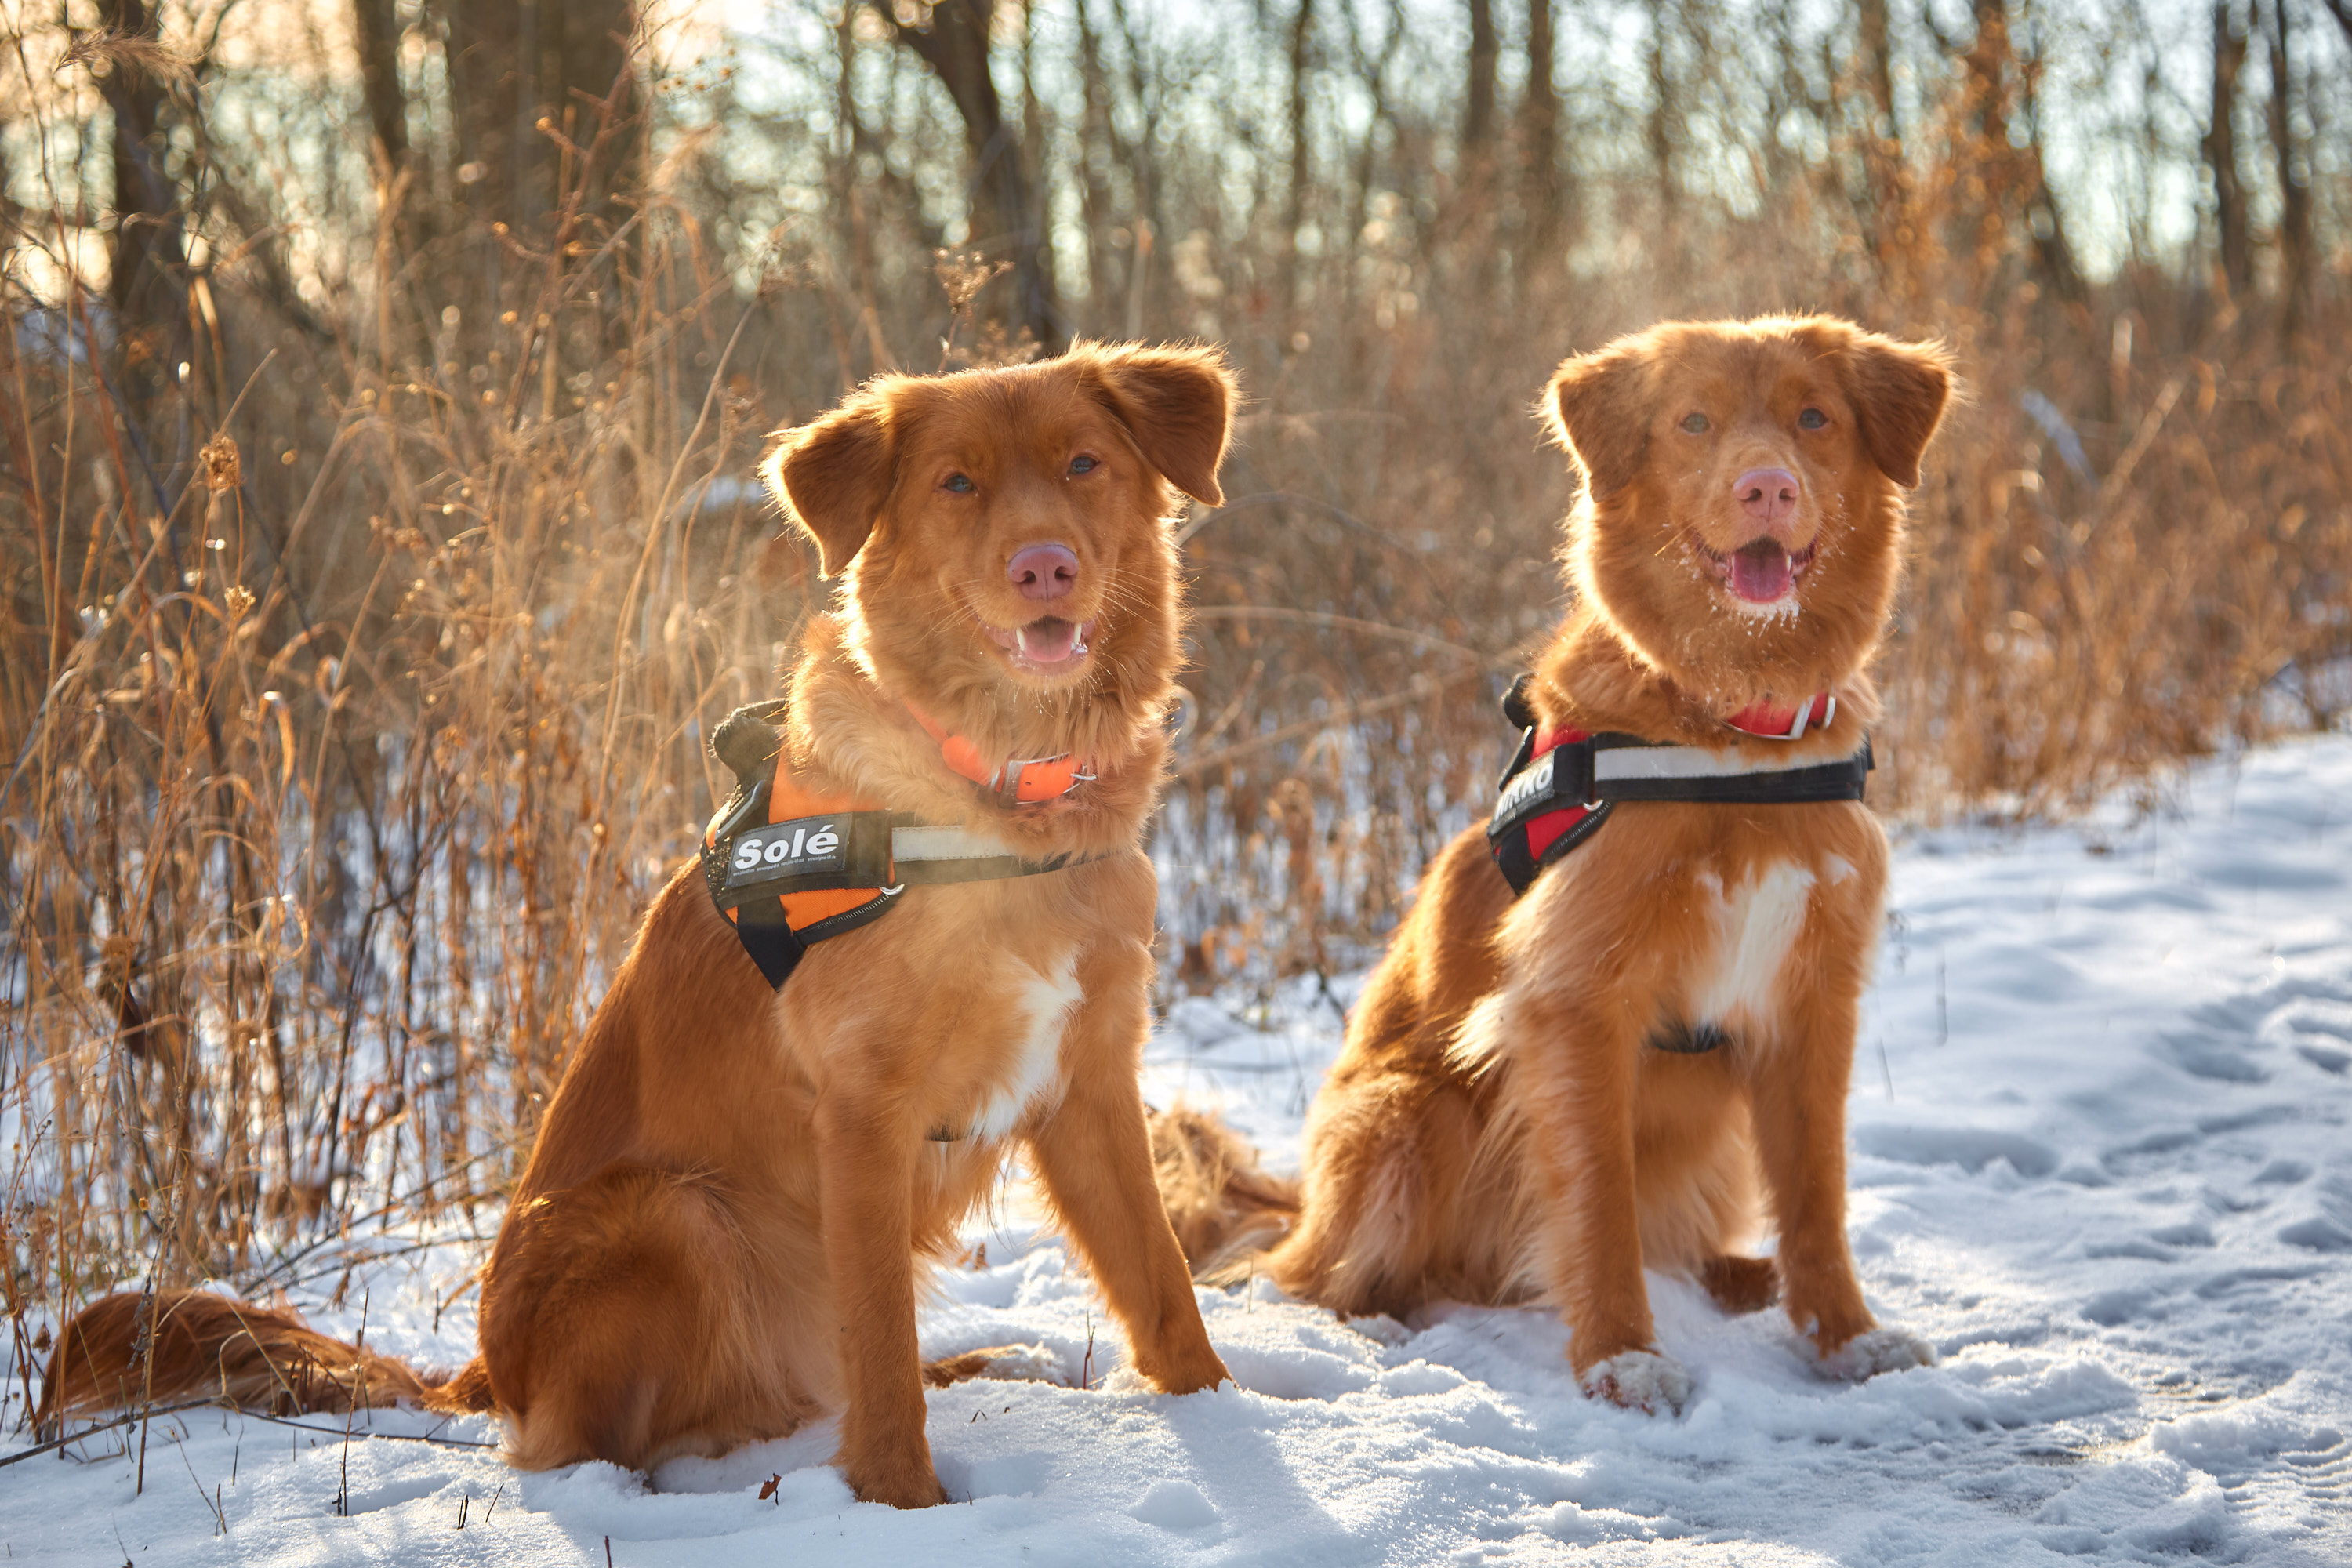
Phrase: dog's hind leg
[
  {"left": 482, "top": 1165, "right": 808, "bottom": 1472},
  {"left": 1261, "top": 1066, "right": 1486, "bottom": 1319}
]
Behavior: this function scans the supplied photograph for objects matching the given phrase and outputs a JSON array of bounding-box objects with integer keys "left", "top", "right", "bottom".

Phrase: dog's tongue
[
  {"left": 1016, "top": 617, "right": 1080, "bottom": 663},
  {"left": 1731, "top": 540, "right": 1792, "bottom": 603}
]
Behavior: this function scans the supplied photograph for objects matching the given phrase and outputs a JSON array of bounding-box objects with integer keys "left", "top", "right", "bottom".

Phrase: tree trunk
[
  {"left": 1520, "top": 0, "right": 1566, "bottom": 269},
  {"left": 550, "top": 0, "right": 641, "bottom": 223},
  {"left": 1855, "top": 0, "right": 1907, "bottom": 296},
  {"left": 1965, "top": 0, "right": 2083, "bottom": 305},
  {"left": 891, "top": 0, "right": 1065, "bottom": 354},
  {"left": 97, "top": 0, "right": 190, "bottom": 404},
  {"left": 1280, "top": 0, "right": 1315, "bottom": 328},
  {"left": 1463, "top": 0, "right": 1497, "bottom": 154},
  {"left": 2266, "top": 0, "right": 2312, "bottom": 336},
  {"left": 351, "top": 0, "right": 408, "bottom": 176},
  {"left": 1858, "top": 0, "right": 1897, "bottom": 136},
  {"left": 1647, "top": 10, "right": 1677, "bottom": 236},
  {"left": 1075, "top": 0, "right": 1119, "bottom": 328},
  {"left": 444, "top": 0, "right": 524, "bottom": 241},
  {"left": 442, "top": 1, "right": 637, "bottom": 245},
  {"left": 2014, "top": 38, "right": 2086, "bottom": 304},
  {"left": 2206, "top": 1, "right": 2253, "bottom": 299}
]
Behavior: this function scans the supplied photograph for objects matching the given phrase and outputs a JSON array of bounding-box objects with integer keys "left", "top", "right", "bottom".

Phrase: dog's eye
[
  {"left": 942, "top": 474, "right": 975, "bottom": 494},
  {"left": 1798, "top": 408, "right": 1828, "bottom": 430},
  {"left": 1069, "top": 455, "right": 1098, "bottom": 475},
  {"left": 1679, "top": 412, "right": 1710, "bottom": 434}
]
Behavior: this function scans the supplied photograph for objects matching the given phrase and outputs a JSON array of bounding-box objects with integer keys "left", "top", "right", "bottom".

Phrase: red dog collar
[{"left": 1725, "top": 693, "right": 1836, "bottom": 741}]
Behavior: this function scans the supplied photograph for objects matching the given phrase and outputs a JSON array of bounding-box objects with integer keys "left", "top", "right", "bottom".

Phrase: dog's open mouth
[
  {"left": 1697, "top": 536, "right": 1819, "bottom": 605},
  {"left": 982, "top": 615, "right": 1095, "bottom": 673}
]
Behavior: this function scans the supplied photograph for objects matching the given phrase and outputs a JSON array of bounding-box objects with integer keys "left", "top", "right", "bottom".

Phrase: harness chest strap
[
  {"left": 1486, "top": 676, "right": 1871, "bottom": 898},
  {"left": 699, "top": 702, "right": 1092, "bottom": 991}
]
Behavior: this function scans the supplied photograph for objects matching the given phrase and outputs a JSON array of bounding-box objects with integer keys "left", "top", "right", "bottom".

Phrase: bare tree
[
  {"left": 1858, "top": 0, "right": 1898, "bottom": 136},
  {"left": 1464, "top": 0, "right": 1498, "bottom": 156},
  {"left": 1962, "top": 0, "right": 2085, "bottom": 304},
  {"left": 887, "top": 0, "right": 1065, "bottom": 354},
  {"left": 96, "top": 0, "right": 191, "bottom": 402},
  {"left": 2207, "top": 0, "right": 2254, "bottom": 299},
  {"left": 351, "top": 0, "right": 408, "bottom": 179},
  {"left": 441, "top": 0, "right": 639, "bottom": 268},
  {"left": 1280, "top": 0, "right": 1316, "bottom": 328},
  {"left": 2266, "top": 0, "right": 2313, "bottom": 334},
  {"left": 1520, "top": 0, "right": 1566, "bottom": 269}
]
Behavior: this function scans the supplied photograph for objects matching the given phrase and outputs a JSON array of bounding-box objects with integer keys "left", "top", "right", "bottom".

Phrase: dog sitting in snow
[
  {"left": 42, "top": 343, "right": 1236, "bottom": 1506},
  {"left": 1156, "top": 316, "right": 1951, "bottom": 1413}
]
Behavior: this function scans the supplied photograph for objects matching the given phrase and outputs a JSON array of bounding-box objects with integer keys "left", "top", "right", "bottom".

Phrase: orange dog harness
[
  {"left": 1486, "top": 673, "right": 1871, "bottom": 899},
  {"left": 699, "top": 701, "right": 1092, "bottom": 989}
]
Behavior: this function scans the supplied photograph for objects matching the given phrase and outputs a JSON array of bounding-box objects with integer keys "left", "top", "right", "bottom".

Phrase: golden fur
[
  {"left": 1157, "top": 317, "right": 1951, "bottom": 1410},
  {"left": 42, "top": 342, "right": 1238, "bottom": 1506}
]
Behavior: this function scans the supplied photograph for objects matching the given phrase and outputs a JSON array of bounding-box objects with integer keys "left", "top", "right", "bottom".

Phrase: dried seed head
[{"left": 200, "top": 434, "right": 241, "bottom": 493}]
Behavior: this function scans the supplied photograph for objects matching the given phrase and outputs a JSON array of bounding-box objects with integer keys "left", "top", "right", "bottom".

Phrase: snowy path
[{"left": 7, "top": 737, "right": 2352, "bottom": 1565}]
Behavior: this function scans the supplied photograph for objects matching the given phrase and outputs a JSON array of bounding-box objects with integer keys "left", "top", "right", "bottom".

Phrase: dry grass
[{"left": 2, "top": 5, "right": 2347, "bottom": 1416}]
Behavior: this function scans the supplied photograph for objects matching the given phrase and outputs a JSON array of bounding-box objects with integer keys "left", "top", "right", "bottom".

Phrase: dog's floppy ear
[
  {"left": 1839, "top": 334, "right": 1952, "bottom": 489},
  {"left": 1083, "top": 342, "right": 1236, "bottom": 506},
  {"left": 1544, "top": 343, "right": 1655, "bottom": 499},
  {"left": 761, "top": 383, "right": 902, "bottom": 578}
]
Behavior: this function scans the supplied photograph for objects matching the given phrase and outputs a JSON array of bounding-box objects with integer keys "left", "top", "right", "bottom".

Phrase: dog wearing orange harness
[
  {"left": 41, "top": 343, "right": 1237, "bottom": 1507},
  {"left": 1156, "top": 316, "right": 1951, "bottom": 1414}
]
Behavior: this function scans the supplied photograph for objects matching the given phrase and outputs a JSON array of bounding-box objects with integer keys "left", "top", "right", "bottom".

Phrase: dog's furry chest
[
  {"left": 956, "top": 950, "right": 1083, "bottom": 1140},
  {"left": 1682, "top": 862, "right": 1816, "bottom": 1029},
  {"left": 778, "top": 863, "right": 1135, "bottom": 1142},
  {"left": 1666, "top": 848, "right": 1868, "bottom": 1043}
]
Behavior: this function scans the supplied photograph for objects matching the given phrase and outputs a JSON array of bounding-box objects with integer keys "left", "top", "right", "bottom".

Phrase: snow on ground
[{"left": 8, "top": 736, "right": 2352, "bottom": 1565}]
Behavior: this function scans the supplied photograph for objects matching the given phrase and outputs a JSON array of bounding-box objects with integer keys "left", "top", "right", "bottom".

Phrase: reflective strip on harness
[
  {"left": 699, "top": 705, "right": 1094, "bottom": 990},
  {"left": 1485, "top": 679, "right": 1871, "bottom": 898}
]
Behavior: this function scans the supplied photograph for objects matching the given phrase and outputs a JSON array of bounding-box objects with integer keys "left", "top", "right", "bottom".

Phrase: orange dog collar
[{"left": 904, "top": 703, "right": 1095, "bottom": 803}]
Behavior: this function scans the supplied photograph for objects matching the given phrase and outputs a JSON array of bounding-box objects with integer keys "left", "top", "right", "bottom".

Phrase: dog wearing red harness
[
  {"left": 41, "top": 343, "right": 1236, "bottom": 1507},
  {"left": 1157, "top": 316, "right": 1950, "bottom": 1414}
]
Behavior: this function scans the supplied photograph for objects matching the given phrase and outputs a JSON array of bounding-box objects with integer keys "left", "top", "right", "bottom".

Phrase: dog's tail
[
  {"left": 34, "top": 1287, "right": 495, "bottom": 1436},
  {"left": 1145, "top": 1106, "right": 1301, "bottom": 1283}
]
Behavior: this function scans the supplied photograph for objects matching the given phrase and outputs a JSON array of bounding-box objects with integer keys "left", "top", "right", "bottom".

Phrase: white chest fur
[
  {"left": 1690, "top": 862, "right": 1816, "bottom": 1032},
  {"left": 969, "top": 953, "right": 1082, "bottom": 1141}
]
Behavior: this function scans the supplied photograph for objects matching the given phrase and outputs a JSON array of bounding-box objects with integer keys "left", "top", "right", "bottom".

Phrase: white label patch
[
  {"left": 724, "top": 816, "right": 847, "bottom": 888},
  {"left": 1495, "top": 748, "right": 1559, "bottom": 822}
]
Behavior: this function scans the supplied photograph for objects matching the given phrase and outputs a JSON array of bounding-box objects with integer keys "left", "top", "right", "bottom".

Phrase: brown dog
[
  {"left": 41, "top": 342, "right": 1236, "bottom": 1506},
  {"left": 1160, "top": 316, "right": 1950, "bottom": 1414}
]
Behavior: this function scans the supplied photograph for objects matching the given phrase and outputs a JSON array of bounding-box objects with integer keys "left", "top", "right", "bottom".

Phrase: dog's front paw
[
  {"left": 1578, "top": 1350, "right": 1693, "bottom": 1416},
  {"left": 840, "top": 1430, "right": 950, "bottom": 1508},
  {"left": 1143, "top": 1351, "right": 1233, "bottom": 1397},
  {"left": 844, "top": 1460, "right": 950, "bottom": 1510},
  {"left": 1817, "top": 1325, "right": 1937, "bottom": 1381}
]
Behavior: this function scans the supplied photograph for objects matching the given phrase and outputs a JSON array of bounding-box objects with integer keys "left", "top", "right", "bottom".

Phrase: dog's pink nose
[
  {"left": 1007, "top": 543, "right": 1080, "bottom": 601},
  {"left": 1733, "top": 467, "right": 1801, "bottom": 529}
]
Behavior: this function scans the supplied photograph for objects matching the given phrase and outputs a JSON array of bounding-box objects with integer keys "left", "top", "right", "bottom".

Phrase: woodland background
[{"left": 1, "top": 0, "right": 2348, "bottom": 1372}]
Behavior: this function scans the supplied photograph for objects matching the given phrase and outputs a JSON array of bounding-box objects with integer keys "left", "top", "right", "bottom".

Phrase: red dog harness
[
  {"left": 699, "top": 701, "right": 1093, "bottom": 989},
  {"left": 1486, "top": 674, "right": 1871, "bottom": 897}
]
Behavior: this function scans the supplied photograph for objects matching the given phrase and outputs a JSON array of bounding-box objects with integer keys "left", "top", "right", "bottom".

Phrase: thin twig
[{"left": 0, "top": 1399, "right": 217, "bottom": 1469}]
